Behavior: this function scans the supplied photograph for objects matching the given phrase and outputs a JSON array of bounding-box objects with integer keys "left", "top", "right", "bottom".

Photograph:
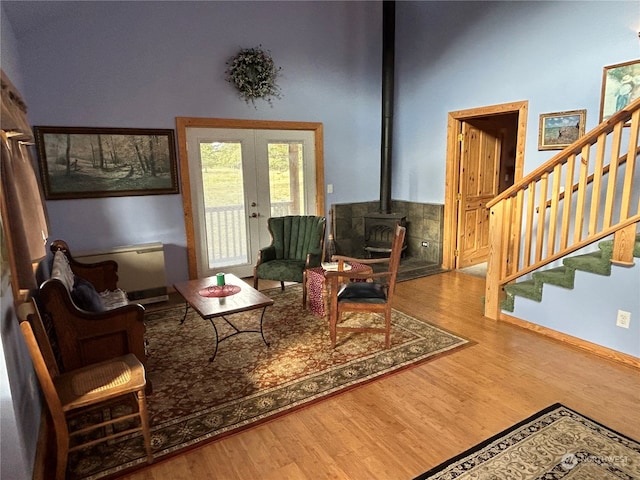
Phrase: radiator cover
[{"left": 76, "top": 242, "right": 169, "bottom": 305}]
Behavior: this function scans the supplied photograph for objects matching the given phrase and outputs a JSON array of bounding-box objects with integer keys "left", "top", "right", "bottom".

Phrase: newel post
[
  {"left": 611, "top": 223, "right": 638, "bottom": 266},
  {"left": 485, "top": 201, "right": 505, "bottom": 320}
]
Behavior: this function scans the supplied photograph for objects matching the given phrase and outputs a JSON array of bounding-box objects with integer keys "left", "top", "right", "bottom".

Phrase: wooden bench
[{"left": 34, "top": 240, "right": 147, "bottom": 374}]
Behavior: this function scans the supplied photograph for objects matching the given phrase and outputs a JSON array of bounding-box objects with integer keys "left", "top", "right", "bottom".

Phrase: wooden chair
[
  {"left": 325, "top": 224, "right": 406, "bottom": 348},
  {"left": 18, "top": 300, "right": 153, "bottom": 480}
]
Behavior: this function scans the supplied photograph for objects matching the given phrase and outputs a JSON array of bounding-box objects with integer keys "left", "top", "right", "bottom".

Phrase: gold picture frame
[
  {"left": 538, "top": 109, "right": 586, "bottom": 151},
  {"left": 599, "top": 59, "right": 640, "bottom": 122}
]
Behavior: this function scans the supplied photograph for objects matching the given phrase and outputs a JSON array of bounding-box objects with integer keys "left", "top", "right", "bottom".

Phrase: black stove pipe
[{"left": 380, "top": 0, "right": 395, "bottom": 215}]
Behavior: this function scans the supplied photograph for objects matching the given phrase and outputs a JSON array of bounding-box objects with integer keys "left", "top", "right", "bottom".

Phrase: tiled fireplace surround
[{"left": 332, "top": 200, "right": 444, "bottom": 271}]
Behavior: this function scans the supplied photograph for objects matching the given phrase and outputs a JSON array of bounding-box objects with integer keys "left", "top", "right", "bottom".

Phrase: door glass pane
[
  {"left": 268, "top": 142, "right": 305, "bottom": 216},
  {"left": 200, "top": 141, "right": 248, "bottom": 268}
]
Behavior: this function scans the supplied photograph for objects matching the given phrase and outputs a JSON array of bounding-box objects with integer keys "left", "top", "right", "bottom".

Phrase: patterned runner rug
[
  {"left": 68, "top": 284, "right": 468, "bottom": 479},
  {"left": 414, "top": 403, "right": 640, "bottom": 480}
]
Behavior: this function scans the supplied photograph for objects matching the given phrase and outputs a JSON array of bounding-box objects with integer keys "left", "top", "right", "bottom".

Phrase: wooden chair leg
[
  {"left": 384, "top": 311, "right": 391, "bottom": 349},
  {"left": 329, "top": 309, "right": 337, "bottom": 348},
  {"left": 136, "top": 389, "right": 154, "bottom": 463},
  {"left": 55, "top": 432, "right": 68, "bottom": 480},
  {"left": 302, "top": 271, "right": 308, "bottom": 307},
  {"left": 280, "top": 281, "right": 285, "bottom": 291},
  {"left": 253, "top": 277, "right": 259, "bottom": 289}
]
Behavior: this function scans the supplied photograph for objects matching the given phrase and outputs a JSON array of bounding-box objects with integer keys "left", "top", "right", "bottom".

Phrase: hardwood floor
[{"left": 121, "top": 271, "right": 640, "bottom": 480}]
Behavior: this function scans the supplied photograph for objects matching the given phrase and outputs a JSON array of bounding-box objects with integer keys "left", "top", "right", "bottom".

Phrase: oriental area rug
[
  {"left": 414, "top": 403, "right": 640, "bottom": 480},
  {"left": 67, "top": 284, "right": 468, "bottom": 480}
]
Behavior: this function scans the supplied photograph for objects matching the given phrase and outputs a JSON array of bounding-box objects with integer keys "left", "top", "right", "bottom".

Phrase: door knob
[
  {"left": 250, "top": 212, "right": 260, "bottom": 218},
  {"left": 251, "top": 202, "right": 257, "bottom": 207}
]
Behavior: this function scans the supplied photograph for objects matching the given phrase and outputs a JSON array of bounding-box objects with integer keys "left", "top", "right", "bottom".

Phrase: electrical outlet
[
  {"left": 327, "top": 184, "right": 333, "bottom": 194},
  {"left": 421, "top": 241, "right": 429, "bottom": 248},
  {"left": 616, "top": 310, "right": 631, "bottom": 329}
]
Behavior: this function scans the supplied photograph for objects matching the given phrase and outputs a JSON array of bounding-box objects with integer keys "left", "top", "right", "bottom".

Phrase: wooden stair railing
[
  {"left": 541, "top": 146, "right": 639, "bottom": 211},
  {"left": 485, "top": 97, "right": 640, "bottom": 320}
]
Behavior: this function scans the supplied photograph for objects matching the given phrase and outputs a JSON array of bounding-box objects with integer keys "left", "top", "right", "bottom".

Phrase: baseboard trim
[{"left": 500, "top": 312, "right": 640, "bottom": 369}]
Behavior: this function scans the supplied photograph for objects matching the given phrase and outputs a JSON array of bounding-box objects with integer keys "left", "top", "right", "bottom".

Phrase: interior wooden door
[{"left": 457, "top": 122, "right": 501, "bottom": 268}]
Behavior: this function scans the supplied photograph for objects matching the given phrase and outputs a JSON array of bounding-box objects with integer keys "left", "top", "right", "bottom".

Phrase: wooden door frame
[
  {"left": 442, "top": 101, "right": 528, "bottom": 270},
  {"left": 176, "top": 117, "right": 325, "bottom": 279}
]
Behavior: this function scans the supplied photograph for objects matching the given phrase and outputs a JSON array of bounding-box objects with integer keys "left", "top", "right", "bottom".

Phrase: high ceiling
[{"left": 2, "top": 1, "right": 81, "bottom": 37}]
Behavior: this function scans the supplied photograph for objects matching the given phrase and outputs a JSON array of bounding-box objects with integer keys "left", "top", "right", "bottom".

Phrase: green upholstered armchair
[{"left": 253, "top": 215, "right": 326, "bottom": 303}]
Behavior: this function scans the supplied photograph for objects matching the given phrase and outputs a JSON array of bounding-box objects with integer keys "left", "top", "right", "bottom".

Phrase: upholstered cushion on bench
[
  {"left": 71, "top": 277, "right": 106, "bottom": 312},
  {"left": 52, "top": 251, "right": 130, "bottom": 312}
]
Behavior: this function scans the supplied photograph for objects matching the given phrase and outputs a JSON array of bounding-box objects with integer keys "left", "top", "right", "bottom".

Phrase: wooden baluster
[
  {"left": 588, "top": 133, "right": 607, "bottom": 236},
  {"left": 548, "top": 164, "right": 562, "bottom": 255},
  {"left": 603, "top": 122, "right": 623, "bottom": 229},
  {"left": 524, "top": 181, "right": 536, "bottom": 268},
  {"left": 535, "top": 173, "right": 548, "bottom": 263},
  {"left": 573, "top": 144, "right": 591, "bottom": 244},
  {"left": 560, "top": 153, "right": 576, "bottom": 251},
  {"left": 510, "top": 189, "right": 524, "bottom": 275},
  {"left": 503, "top": 196, "right": 514, "bottom": 278},
  {"left": 618, "top": 108, "right": 639, "bottom": 222}
]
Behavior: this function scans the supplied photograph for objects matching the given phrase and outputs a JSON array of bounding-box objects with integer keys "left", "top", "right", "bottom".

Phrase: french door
[{"left": 184, "top": 126, "right": 318, "bottom": 278}]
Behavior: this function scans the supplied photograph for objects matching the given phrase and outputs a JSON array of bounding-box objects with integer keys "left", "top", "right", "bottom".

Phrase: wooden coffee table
[{"left": 173, "top": 273, "right": 274, "bottom": 362}]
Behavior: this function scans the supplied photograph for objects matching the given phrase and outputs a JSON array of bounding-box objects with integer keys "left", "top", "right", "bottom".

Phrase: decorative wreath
[{"left": 225, "top": 46, "right": 282, "bottom": 106}]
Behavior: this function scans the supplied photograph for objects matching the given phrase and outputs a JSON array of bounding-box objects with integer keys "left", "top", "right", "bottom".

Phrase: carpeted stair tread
[
  {"left": 501, "top": 234, "right": 640, "bottom": 312},
  {"left": 504, "top": 280, "right": 540, "bottom": 302},
  {"left": 563, "top": 251, "right": 612, "bottom": 276},
  {"left": 532, "top": 266, "right": 575, "bottom": 289}
]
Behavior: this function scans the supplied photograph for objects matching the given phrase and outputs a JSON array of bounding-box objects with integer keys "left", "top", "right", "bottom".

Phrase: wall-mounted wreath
[{"left": 225, "top": 46, "right": 282, "bottom": 107}]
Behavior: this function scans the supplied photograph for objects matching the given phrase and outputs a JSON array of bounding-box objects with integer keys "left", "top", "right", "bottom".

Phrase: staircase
[
  {"left": 502, "top": 234, "right": 640, "bottom": 312},
  {"left": 484, "top": 97, "right": 640, "bottom": 321}
]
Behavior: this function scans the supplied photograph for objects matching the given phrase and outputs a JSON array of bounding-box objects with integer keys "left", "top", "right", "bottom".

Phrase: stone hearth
[{"left": 331, "top": 200, "right": 444, "bottom": 280}]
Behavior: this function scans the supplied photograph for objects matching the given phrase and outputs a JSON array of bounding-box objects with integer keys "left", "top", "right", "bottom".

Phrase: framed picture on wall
[
  {"left": 34, "top": 126, "right": 179, "bottom": 200},
  {"left": 538, "top": 109, "right": 586, "bottom": 151},
  {"left": 599, "top": 59, "right": 640, "bottom": 122}
]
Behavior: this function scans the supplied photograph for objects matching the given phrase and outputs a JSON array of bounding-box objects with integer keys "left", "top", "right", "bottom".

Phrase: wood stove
[{"left": 364, "top": 212, "right": 406, "bottom": 257}]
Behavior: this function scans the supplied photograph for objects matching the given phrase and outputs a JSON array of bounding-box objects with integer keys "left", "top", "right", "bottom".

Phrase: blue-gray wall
[
  {"left": 395, "top": 1, "right": 639, "bottom": 200},
  {"left": 1, "top": 2, "right": 639, "bottom": 477}
]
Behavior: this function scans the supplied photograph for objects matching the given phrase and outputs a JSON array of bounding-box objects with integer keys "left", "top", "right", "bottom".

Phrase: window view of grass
[
  {"left": 200, "top": 142, "right": 304, "bottom": 209},
  {"left": 199, "top": 141, "right": 306, "bottom": 268}
]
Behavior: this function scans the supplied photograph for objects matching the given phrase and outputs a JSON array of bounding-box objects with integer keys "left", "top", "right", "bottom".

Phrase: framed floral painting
[{"left": 599, "top": 59, "right": 640, "bottom": 122}]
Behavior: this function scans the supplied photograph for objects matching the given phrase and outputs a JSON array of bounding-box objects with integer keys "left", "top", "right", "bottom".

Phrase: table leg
[
  {"left": 207, "top": 307, "right": 270, "bottom": 363},
  {"left": 208, "top": 318, "right": 220, "bottom": 362},
  {"left": 258, "top": 306, "right": 269, "bottom": 347},
  {"left": 180, "top": 302, "right": 190, "bottom": 324}
]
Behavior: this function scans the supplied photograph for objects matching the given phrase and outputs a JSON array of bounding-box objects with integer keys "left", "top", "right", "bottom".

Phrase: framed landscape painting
[
  {"left": 34, "top": 126, "right": 179, "bottom": 199},
  {"left": 599, "top": 59, "right": 640, "bottom": 122},
  {"left": 538, "top": 110, "right": 586, "bottom": 151}
]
